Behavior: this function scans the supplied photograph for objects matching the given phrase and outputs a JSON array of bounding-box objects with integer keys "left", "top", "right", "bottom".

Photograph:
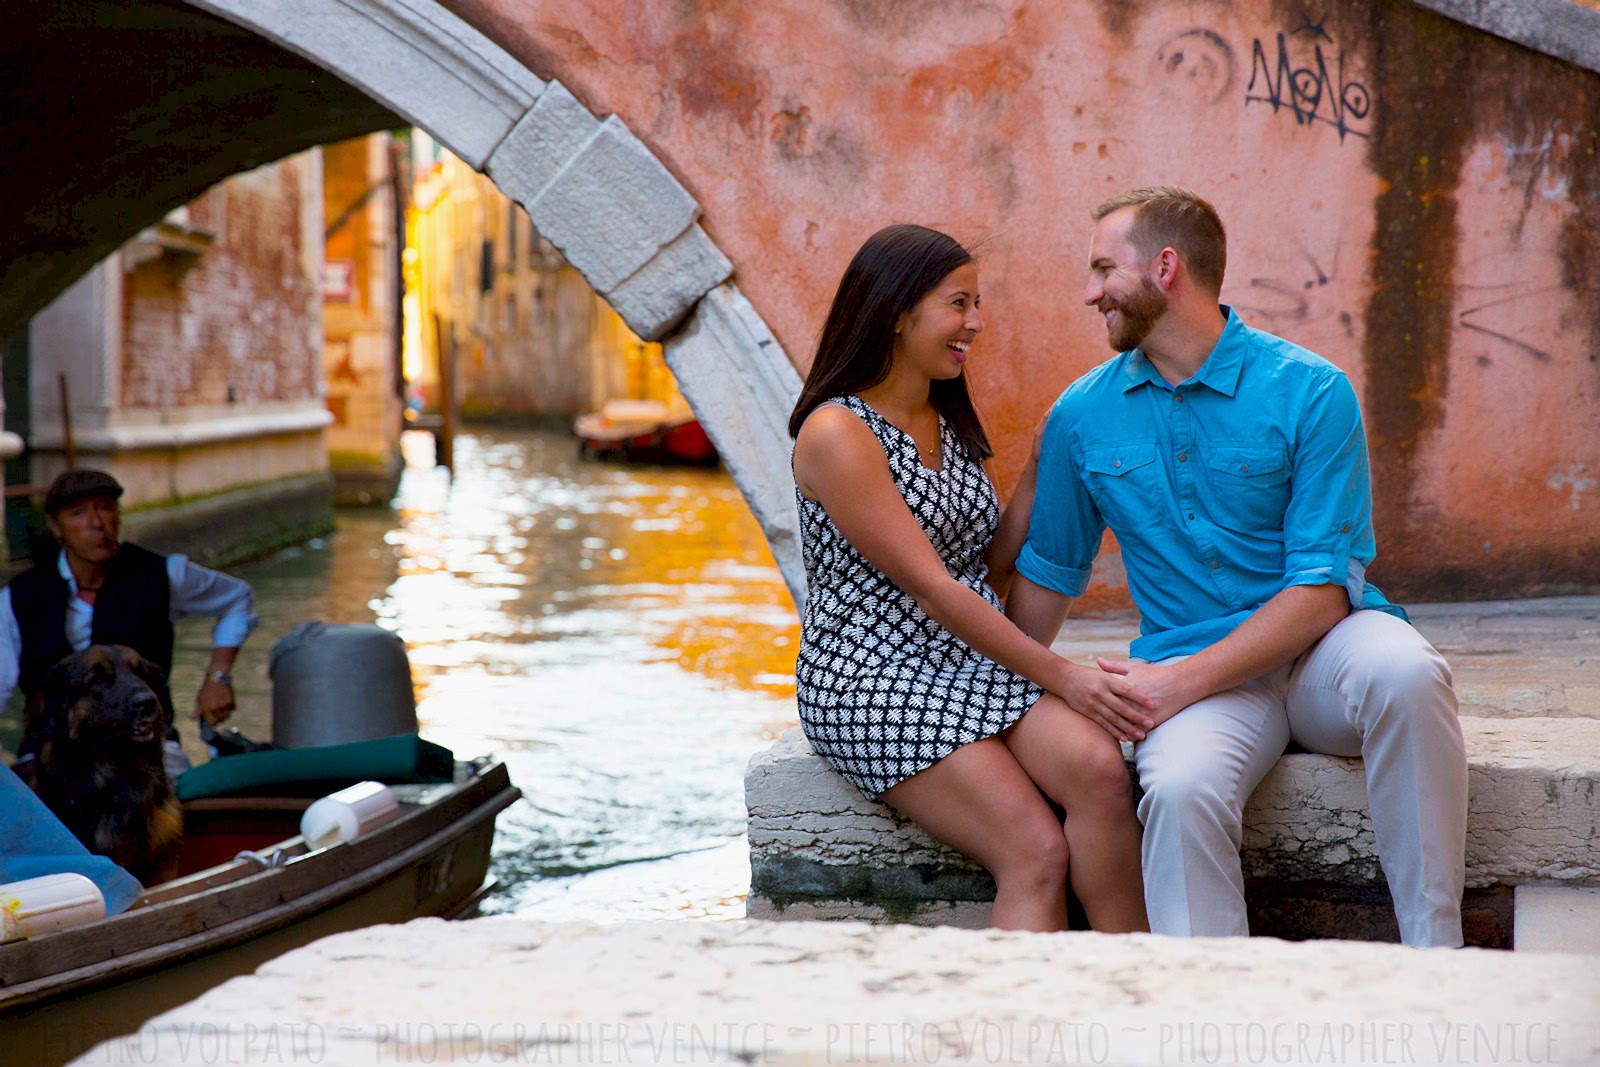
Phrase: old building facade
[
  {"left": 406, "top": 136, "right": 683, "bottom": 424},
  {"left": 13, "top": 150, "right": 333, "bottom": 564},
  {"left": 322, "top": 133, "right": 406, "bottom": 505}
]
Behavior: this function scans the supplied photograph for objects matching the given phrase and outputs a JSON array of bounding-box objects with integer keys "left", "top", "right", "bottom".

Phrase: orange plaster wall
[{"left": 441, "top": 0, "right": 1600, "bottom": 602}]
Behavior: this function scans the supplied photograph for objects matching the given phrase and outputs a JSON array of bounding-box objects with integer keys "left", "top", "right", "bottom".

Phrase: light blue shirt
[
  {"left": 0, "top": 549, "right": 258, "bottom": 706},
  {"left": 1018, "top": 307, "right": 1405, "bottom": 663}
]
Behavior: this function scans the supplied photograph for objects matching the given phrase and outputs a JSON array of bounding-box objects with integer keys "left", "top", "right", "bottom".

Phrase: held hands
[
  {"left": 194, "top": 680, "right": 236, "bottom": 727},
  {"left": 1056, "top": 663, "right": 1156, "bottom": 743},
  {"left": 1095, "top": 658, "right": 1200, "bottom": 730}
]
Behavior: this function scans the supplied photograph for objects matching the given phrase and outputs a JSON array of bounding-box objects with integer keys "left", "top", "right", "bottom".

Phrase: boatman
[
  {"left": 1008, "top": 187, "right": 1467, "bottom": 946},
  {"left": 0, "top": 469, "right": 258, "bottom": 779}
]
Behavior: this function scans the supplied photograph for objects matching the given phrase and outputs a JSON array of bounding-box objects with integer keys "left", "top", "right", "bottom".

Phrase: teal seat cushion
[{"left": 176, "top": 734, "right": 455, "bottom": 801}]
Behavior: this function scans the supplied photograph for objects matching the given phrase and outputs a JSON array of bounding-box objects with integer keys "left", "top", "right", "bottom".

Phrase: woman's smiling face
[{"left": 893, "top": 262, "right": 984, "bottom": 381}]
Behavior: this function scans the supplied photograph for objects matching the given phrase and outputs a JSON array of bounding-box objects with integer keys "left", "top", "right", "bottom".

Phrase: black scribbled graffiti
[
  {"left": 1154, "top": 28, "right": 1237, "bottom": 104},
  {"left": 1289, "top": 15, "right": 1333, "bottom": 42},
  {"left": 1246, "top": 31, "right": 1372, "bottom": 143},
  {"left": 1230, "top": 240, "right": 1349, "bottom": 330},
  {"left": 1457, "top": 286, "right": 1559, "bottom": 363}
]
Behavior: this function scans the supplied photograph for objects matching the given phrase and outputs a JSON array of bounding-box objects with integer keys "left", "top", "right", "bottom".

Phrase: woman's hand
[
  {"left": 1095, "top": 658, "right": 1204, "bottom": 730},
  {"left": 1054, "top": 662, "right": 1156, "bottom": 743}
]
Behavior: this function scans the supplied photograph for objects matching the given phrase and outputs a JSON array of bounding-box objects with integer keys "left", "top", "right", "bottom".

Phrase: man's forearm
[
  {"left": 1005, "top": 574, "right": 1075, "bottom": 647},
  {"left": 1175, "top": 583, "right": 1349, "bottom": 701},
  {"left": 205, "top": 646, "right": 240, "bottom": 675}
]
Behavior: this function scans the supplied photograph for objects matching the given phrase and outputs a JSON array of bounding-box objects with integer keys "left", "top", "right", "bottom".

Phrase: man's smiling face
[{"left": 1084, "top": 206, "right": 1169, "bottom": 353}]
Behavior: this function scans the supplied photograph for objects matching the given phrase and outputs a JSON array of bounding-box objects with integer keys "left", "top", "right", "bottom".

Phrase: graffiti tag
[{"left": 1245, "top": 31, "right": 1371, "bottom": 143}]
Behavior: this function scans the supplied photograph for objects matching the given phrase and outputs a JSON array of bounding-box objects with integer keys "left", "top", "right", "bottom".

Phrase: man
[
  {"left": 1, "top": 469, "right": 258, "bottom": 778},
  {"left": 1009, "top": 187, "right": 1467, "bottom": 946}
]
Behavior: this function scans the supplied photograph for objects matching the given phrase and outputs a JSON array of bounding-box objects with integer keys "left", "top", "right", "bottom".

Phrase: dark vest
[{"left": 10, "top": 542, "right": 174, "bottom": 703}]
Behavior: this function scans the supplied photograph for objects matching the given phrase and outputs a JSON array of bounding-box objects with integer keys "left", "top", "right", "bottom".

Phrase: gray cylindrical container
[{"left": 269, "top": 622, "right": 419, "bottom": 748}]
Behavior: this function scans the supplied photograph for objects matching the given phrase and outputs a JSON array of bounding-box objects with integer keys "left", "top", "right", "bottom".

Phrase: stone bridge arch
[{"left": 184, "top": 0, "right": 805, "bottom": 603}]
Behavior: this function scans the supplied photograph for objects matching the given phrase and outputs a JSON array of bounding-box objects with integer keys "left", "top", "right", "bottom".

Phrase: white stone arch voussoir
[{"left": 184, "top": 0, "right": 807, "bottom": 607}]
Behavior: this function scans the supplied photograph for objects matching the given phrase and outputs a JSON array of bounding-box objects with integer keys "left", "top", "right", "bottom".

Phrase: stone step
[
  {"left": 71, "top": 917, "right": 1600, "bottom": 1067},
  {"left": 1514, "top": 886, "right": 1600, "bottom": 955},
  {"left": 746, "top": 717, "right": 1600, "bottom": 940}
]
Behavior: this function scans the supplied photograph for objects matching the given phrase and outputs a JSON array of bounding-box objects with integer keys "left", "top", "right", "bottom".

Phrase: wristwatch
[{"left": 207, "top": 670, "right": 233, "bottom": 686}]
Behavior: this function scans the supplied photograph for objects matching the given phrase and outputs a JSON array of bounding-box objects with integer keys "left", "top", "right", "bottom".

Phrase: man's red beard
[{"left": 1101, "top": 278, "right": 1168, "bottom": 352}]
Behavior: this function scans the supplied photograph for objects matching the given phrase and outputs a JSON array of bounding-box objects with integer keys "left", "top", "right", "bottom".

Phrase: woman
[{"left": 789, "top": 224, "right": 1151, "bottom": 933}]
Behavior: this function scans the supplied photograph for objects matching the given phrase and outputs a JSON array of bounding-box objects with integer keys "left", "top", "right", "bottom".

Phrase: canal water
[{"left": 171, "top": 427, "right": 801, "bottom": 921}]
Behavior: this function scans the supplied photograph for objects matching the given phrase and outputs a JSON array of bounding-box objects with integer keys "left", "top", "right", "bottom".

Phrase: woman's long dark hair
[{"left": 788, "top": 224, "right": 993, "bottom": 461}]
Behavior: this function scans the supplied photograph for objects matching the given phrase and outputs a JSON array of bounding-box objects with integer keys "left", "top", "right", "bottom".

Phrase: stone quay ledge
[
  {"left": 748, "top": 597, "right": 1600, "bottom": 938},
  {"left": 747, "top": 718, "right": 1600, "bottom": 932},
  {"left": 71, "top": 917, "right": 1600, "bottom": 1066}
]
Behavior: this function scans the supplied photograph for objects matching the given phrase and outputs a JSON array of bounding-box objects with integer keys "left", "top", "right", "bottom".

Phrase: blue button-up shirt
[{"left": 1018, "top": 307, "right": 1405, "bottom": 663}]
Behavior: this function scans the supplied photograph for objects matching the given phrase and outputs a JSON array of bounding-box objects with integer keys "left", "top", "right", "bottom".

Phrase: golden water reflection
[{"left": 170, "top": 427, "right": 801, "bottom": 916}]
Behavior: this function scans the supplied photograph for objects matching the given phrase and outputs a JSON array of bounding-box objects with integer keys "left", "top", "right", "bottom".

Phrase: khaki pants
[{"left": 1134, "top": 609, "right": 1468, "bottom": 946}]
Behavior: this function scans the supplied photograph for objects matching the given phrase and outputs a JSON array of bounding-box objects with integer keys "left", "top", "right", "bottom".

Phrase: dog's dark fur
[{"left": 20, "top": 645, "right": 184, "bottom": 886}]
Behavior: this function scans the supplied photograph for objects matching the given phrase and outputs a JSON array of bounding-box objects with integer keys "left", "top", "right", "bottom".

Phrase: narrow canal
[{"left": 171, "top": 427, "right": 801, "bottom": 921}]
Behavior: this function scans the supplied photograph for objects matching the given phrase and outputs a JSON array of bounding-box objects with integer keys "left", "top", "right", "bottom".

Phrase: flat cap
[{"left": 44, "top": 469, "right": 124, "bottom": 515}]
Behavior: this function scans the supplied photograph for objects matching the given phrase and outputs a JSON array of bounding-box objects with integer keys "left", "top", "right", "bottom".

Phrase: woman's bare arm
[{"left": 795, "top": 406, "right": 1153, "bottom": 740}]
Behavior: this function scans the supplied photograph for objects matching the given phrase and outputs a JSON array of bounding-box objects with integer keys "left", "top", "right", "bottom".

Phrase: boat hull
[
  {"left": 575, "top": 415, "right": 719, "bottom": 467},
  {"left": 0, "top": 760, "right": 519, "bottom": 1066}
]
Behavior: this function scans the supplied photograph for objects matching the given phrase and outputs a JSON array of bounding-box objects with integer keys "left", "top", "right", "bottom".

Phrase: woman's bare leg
[
  {"left": 1005, "top": 694, "right": 1149, "bottom": 932},
  {"left": 881, "top": 735, "right": 1072, "bottom": 931}
]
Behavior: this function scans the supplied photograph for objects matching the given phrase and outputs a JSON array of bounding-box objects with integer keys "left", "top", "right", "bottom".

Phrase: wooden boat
[
  {"left": 0, "top": 754, "right": 520, "bottom": 1066},
  {"left": 574, "top": 399, "right": 719, "bottom": 467}
]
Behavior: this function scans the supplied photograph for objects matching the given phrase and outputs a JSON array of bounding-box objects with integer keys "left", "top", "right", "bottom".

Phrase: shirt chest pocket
[
  {"left": 1204, "top": 445, "right": 1291, "bottom": 532},
  {"left": 1080, "top": 443, "right": 1161, "bottom": 529}
]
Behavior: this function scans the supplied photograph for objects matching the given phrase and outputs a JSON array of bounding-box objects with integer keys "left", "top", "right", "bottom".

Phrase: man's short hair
[
  {"left": 1091, "top": 186, "right": 1227, "bottom": 293},
  {"left": 44, "top": 469, "right": 124, "bottom": 516}
]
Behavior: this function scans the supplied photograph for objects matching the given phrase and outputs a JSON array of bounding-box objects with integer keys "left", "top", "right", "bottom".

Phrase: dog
[{"left": 20, "top": 645, "right": 184, "bottom": 886}]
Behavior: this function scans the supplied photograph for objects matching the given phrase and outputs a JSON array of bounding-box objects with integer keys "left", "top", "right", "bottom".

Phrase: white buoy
[
  {"left": 0, "top": 873, "right": 106, "bottom": 940},
  {"left": 299, "top": 780, "right": 400, "bottom": 850}
]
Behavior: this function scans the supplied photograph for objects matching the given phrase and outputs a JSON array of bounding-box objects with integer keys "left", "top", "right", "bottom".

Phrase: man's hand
[
  {"left": 1056, "top": 663, "right": 1157, "bottom": 743},
  {"left": 1095, "top": 658, "right": 1204, "bottom": 728},
  {"left": 194, "top": 679, "right": 236, "bottom": 726}
]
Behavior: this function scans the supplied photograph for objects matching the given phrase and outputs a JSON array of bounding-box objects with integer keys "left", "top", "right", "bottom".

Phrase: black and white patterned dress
[{"left": 795, "top": 395, "right": 1044, "bottom": 800}]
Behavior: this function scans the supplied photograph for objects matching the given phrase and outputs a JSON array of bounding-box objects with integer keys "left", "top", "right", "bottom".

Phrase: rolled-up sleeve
[
  {"left": 1016, "top": 402, "right": 1103, "bottom": 598},
  {"left": 166, "top": 555, "right": 259, "bottom": 648},
  {"left": 1282, "top": 371, "right": 1376, "bottom": 607}
]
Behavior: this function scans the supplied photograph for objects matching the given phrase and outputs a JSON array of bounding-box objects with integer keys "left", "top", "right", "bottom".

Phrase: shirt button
[
  {"left": 1187, "top": 513, "right": 1195, "bottom": 520},
  {"left": 1175, "top": 395, "right": 1185, "bottom": 403},
  {"left": 1178, "top": 453, "right": 1187, "bottom": 462},
  {"left": 1340, "top": 522, "right": 1351, "bottom": 533},
  {"left": 1240, "top": 464, "right": 1250, "bottom": 473},
  {"left": 1210, "top": 561, "right": 1221, "bottom": 569},
  {"left": 1114, "top": 460, "right": 1122, "bottom": 469}
]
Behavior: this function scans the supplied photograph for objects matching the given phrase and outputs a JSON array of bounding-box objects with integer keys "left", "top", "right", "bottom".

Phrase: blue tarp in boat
[{"left": 1, "top": 762, "right": 144, "bottom": 914}]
